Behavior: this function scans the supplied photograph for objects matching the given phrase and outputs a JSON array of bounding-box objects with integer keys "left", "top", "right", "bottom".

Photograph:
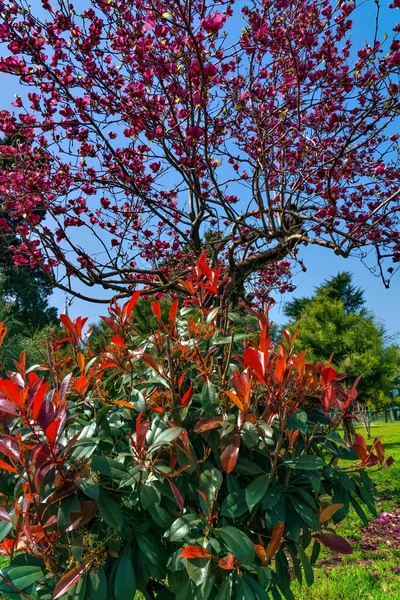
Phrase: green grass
[{"left": 293, "top": 422, "right": 400, "bottom": 600}]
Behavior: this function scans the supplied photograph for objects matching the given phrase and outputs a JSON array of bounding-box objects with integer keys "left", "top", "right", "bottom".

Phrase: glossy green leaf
[
  {"left": 218, "top": 526, "right": 255, "bottom": 565},
  {"left": 167, "top": 514, "right": 202, "bottom": 542},
  {"left": 150, "top": 427, "right": 183, "bottom": 452},
  {"left": 148, "top": 503, "right": 173, "bottom": 528},
  {"left": 90, "top": 457, "right": 127, "bottom": 480},
  {"left": 297, "top": 544, "right": 314, "bottom": 587},
  {"left": 245, "top": 474, "right": 270, "bottom": 511},
  {"left": 140, "top": 485, "right": 159, "bottom": 509},
  {"left": 114, "top": 548, "right": 136, "bottom": 600},
  {"left": 283, "top": 456, "right": 325, "bottom": 470},
  {"left": 75, "top": 478, "right": 100, "bottom": 501},
  {"left": 137, "top": 533, "right": 168, "bottom": 580},
  {"left": 0, "top": 565, "right": 44, "bottom": 593},
  {"left": 87, "top": 567, "right": 107, "bottom": 600},
  {"left": 220, "top": 491, "right": 248, "bottom": 518},
  {"left": 98, "top": 491, "right": 123, "bottom": 530}
]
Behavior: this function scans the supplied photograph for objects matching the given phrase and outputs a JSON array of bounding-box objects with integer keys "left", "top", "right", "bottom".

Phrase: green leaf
[
  {"left": 137, "top": 533, "right": 168, "bottom": 580},
  {"left": 206, "top": 307, "right": 220, "bottom": 324},
  {"left": 349, "top": 494, "right": 369, "bottom": 525},
  {"left": 261, "top": 488, "right": 282, "bottom": 510},
  {"left": 98, "top": 491, "right": 123, "bottom": 530},
  {"left": 283, "top": 456, "right": 325, "bottom": 470},
  {"left": 220, "top": 491, "right": 248, "bottom": 518},
  {"left": 167, "top": 514, "right": 202, "bottom": 542},
  {"left": 0, "top": 565, "right": 44, "bottom": 593},
  {"left": 216, "top": 576, "right": 233, "bottom": 600},
  {"left": 290, "top": 498, "right": 320, "bottom": 530},
  {"left": 87, "top": 567, "right": 107, "bottom": 600},
  {"left": 0, "top": 520, "right": 12, "bottom": 543},
  {"left": 245, "top": 474, "right": 270, "bottom": 511},
  {"left": 201, "top": 380, "right": 219, "bottom": 414},
  {"left": 218, "top": 526, "right": 255, "bottom": 564},
  {"left": 242, "top": 574, "right": 270, "bottom": 599},
  {"left": 148, "top": 504, "right": 173, "bottom": 528},
  {"left": 310, "top": 540, "right": 321, "bottom": 565},
  {"left": 332, "top": 487, "right": 350, "bottom": 523},
  {"left": 75, "top": 478, "right": 100, "bottom": 501},
  {"left": 234, "top": 459, "right": 265, "bottom": 476},
  {"left": 357, "top": 484, "right": 377, "bottom": 516},
  {"left": 114, "top": 548, "right": 136, "bottom": 600},
  {"left": 150, "top": 427, "right": 183, "bottom": 452},
  {"left": 140, "top": 485, "right": 160, "bottom": 510},
  {"left": 297, "top": 544, "right": 314, "bottom": 587},
  {"left": 90, "top": 457, "right": 127, "bottom": 480},
  {"left": 185, "top": 557, "right": 211, "bottom": 586},
  {"left": 200, "top": 468, "right": 223, "bottom": 500},
  {"left": 241, "top": 422, "right": 259, "bottom": 448},
  {"left": 232, "top": 575, "right": 256, "bottom": 599}
]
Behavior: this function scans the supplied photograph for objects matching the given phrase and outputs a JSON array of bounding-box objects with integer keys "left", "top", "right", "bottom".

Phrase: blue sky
[{"left": 0, "top": 1, "right": 399, "bottom": 338}]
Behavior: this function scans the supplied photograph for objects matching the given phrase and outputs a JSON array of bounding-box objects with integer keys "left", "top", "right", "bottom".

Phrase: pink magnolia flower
[{"left": 201, "top": 12, "right": 224, "bottom": 34}]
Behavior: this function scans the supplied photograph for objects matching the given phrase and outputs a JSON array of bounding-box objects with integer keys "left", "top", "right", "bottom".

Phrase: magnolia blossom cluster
[{"left": 0, "top": 0, "right": 398, "bottom": 302}]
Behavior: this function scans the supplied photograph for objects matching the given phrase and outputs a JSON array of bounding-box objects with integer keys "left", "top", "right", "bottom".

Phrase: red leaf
[
  {"left": 243, "top": 348, "right": 264, "bottom": 383},
  {"left": 151, "top": 302, "right": 162, "bottom": 320},
  {"left": 275, "top": 356, "right": 286, "bottom": 384},
  {"left": 194, "top": 417, "right": 223, "bottom": 433},
  {"left": 218, "top": 554, "right": 235, "bottom": 570},
  {"left": 386, "top": 456, "right": 395, "bottom": 467},
  {"left": 220, "top": 433, "right": 240, "bottom": 474},
  {"left": 180, "top": 546, "right": 212, "bottom": 559},
  {"left": 323, "top": 386, "right": 336, "bottom": 413},
  {"left": 354, "top": 433, "right": 367, "bottom": 451},
  {"left": 32, "top": 383, "right": 48, "bottom": 420},
  {"left": 0, "top": 459, "right": 18, "bottom": 474},
  {"left": 53, "top": 563, "right": 89, "bottom": 599},
  {"left": 0, "top": 438, "right": 20, "bottom": 462},
  {"left": 111, "top": 335, "right": 125, "bottom": 345},
  {"left": 321, "top": 366, "right": 336, "bottom": 387},
  {"left": 46, "top": 419, "right": 61, "bottom": 444},
  {"left": 0, "top": 507, "right": 11, "bottom": 522},
  {"left": 254, "top": 544, "right": 268, "bottom": 566},
  {"left": 67, "top": 501, "right": 96, "bottom": 531},
  {"left": 225, "top": 391, "right": 246, "bottom": 413},
  {"left": 59, "top": 373, "right": 72, "bottom": 402},
  {"left": 265, "top": 522, "right": 285, "bottom": 560},
  {"left": 319, "top": 504, "right": 344, "bottom": 523},
  {"left": 141, "top": 353, "right": 160, "bottom": 373},
  {"left": 181, "top": 385, "right": 193, "bottom": 407},
  {"left": 314, "top": 533, "right": 352, "bottom": 554},
  {"left": 0, "top": 380, "right": 23, "bottom": 407},
  {"left": 74, "top": 376, "right": 90, "bottom": 396},
  {"left": 99, "top": 315, "right": 120, "bottom": 335},
  {"left": 169, "top": 479, "right": 184, "bottom": 510},
  {"left": 135, "top": 413, "right": 150, "bottom": 451},
  {"left": 122, "top": 290, "right": 142, "bottom": 321},
  {"left": 169, "top": 299, "right": 179, "bottom": 336},
  {"left": 0, "top": 399, "right": 19, "bottom": 416}
]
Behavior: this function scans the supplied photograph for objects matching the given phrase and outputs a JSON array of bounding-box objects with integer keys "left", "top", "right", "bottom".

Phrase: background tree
[
  {"left": 0, "top": 133, "right": 58, "bottom": 331},
  {"left": 0, "top": 0, "right": 398, "bottom": 304},
  {"left": 285, "top": 273, "right": 400, "bottom": 405}
]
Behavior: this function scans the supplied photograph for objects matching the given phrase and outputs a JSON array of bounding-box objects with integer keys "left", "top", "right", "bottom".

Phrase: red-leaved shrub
[{"left": 0, "top": 257, "right": 392, "bottom": 599}]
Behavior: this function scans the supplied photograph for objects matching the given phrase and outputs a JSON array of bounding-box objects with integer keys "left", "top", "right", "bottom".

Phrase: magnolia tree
[{"left": 0, "top": 0, "right": 399, "bottom": 303}]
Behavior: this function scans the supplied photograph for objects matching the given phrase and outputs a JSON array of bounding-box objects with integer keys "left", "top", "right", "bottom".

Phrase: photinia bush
[{"left": 0, "top": 257, "right": 393, "bottom": 600}]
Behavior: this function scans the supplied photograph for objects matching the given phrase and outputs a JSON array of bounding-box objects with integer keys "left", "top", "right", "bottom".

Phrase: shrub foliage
[{"left": 0, "top": 257, "right": 392, "bottom": 600}]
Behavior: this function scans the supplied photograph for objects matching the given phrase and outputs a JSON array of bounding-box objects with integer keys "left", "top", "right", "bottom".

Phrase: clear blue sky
[{"left": 0, "top": 1, "right": 398, "bottom": 338}]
